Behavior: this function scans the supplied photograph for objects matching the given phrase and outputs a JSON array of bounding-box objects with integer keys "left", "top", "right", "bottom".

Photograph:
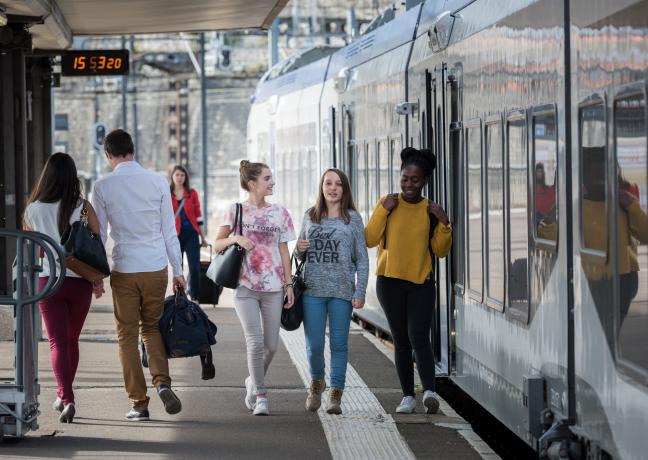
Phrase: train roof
[
  {"left": 252, "top": 2, "right": 424, "bottom": 105},
  {"left": 324, "top": 4, "right": 422, "bottom": 80}
]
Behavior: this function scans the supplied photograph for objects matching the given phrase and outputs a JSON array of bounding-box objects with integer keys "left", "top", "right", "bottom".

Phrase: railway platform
[{"left": 0, "top": 283, "right": 497, "bottom": 460}]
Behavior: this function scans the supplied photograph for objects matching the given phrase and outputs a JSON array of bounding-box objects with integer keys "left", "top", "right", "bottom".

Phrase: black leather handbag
[
  {"left": 281, "top": 255, "right": 306, "bottom": 331},
  {"left": 60, "top": 204, "right": 110, "bottom": 283},
  {"left": 206, "top": 203, "right": 245, "bottom": 289}
]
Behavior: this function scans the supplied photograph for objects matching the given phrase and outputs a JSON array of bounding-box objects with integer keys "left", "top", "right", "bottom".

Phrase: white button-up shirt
[{"left": 92, "top": 160, "right": 183, "bottom": 277}]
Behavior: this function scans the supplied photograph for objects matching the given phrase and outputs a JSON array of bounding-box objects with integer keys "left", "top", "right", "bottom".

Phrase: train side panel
[{"left": 570, "top": 1, "right": 648, "bottom": 458}]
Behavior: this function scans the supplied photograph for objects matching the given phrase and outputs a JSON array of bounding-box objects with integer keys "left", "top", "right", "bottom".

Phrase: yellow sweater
[{"left": 365, "top": 194, "right": 453, "bottom": 284}]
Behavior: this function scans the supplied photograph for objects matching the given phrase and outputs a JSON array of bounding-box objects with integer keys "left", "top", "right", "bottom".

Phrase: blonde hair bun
[{"left": 239, "top": 160, "right": 250, "bottom": 171}]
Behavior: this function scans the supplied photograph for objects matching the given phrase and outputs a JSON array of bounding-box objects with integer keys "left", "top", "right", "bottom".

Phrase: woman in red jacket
[{"left": 170, "top": 165, "right": 206, "bottom": 301}]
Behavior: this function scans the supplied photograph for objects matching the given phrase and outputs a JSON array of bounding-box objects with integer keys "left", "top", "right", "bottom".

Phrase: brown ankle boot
[
  {"left": 305, "top": 378, "right": 326, "bottom": 411},
  {"left": 326, "top": 388, "right": 343, "bottom": 415}
]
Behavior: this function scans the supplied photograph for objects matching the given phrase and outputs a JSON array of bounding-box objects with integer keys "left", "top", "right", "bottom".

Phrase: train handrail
[{"left": 0, "top": 229, "right": 66, "bottom": 306}]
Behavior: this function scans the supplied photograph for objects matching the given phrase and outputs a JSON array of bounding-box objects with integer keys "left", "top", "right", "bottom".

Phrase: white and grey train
[{"left": 247, "top": 1, "right": 648, "bottom": 458}]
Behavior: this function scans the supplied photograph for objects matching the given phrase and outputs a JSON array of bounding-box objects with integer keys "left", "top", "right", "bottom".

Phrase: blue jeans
[
  {"left": 178, "top": 227, "right": 200, "bottom": 299},
  {"left": 303, "top": 295, "right": 353, "bottom": 389}
]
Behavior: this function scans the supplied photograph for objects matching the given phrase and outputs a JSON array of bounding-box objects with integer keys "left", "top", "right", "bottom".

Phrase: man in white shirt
[{"left": 93, "top": 129, "right": 186, "bottom": 422}]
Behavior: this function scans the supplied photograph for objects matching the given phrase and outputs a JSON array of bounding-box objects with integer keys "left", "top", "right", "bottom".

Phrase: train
[{"left": 246, "top": 1, "right": 648, "bottom": 458}]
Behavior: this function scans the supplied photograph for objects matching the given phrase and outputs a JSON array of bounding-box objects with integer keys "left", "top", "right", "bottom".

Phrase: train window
[
  {"left": 391, "top": 137, "right": 402, "bottom": 193},
  {"left": 614, "top": 83, "right": 648, "bottom": 376},
  {"left": 378, "top": 140, "right": 389, "bottom": 198},
  {"left": 356, "top": 142, "right": 368, "bottom": 221},
  {"left": 485, "top": 119, "right": 505, "bottom": 308},
  {"left": 579, "top": 95, "right": 609, "bottom": 263},
  {"left": 507, "top": 113, "right": 529, "bottom": 318},
  {"left": 579, "top": 94, "right": 616, "bottom": 354},
  {"left": 367, "top": 142, "right": 378, "bottom": 212},
  {"left": 465, "top": 120, "right": 483, "bottom": 300},
  {"left": 532, "top": 106, "right": 558, "bottom": 248}
]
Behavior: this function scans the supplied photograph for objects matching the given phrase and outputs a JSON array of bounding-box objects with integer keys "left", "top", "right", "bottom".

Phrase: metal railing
[{"left": 0, "top": 229, "right": 66, "bottom": 439}]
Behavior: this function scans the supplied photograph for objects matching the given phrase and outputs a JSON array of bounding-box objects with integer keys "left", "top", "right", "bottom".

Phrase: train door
[{"left": 428, "top": 63, "right": 455, "bottom": 375}]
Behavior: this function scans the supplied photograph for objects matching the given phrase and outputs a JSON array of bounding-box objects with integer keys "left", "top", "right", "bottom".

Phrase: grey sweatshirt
[{"left": 295, "top": 210, "right": 369, "bottom": 301}]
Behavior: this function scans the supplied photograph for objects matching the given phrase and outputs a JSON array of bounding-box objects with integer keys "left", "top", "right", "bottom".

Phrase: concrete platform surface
[{"left": 0, "top": 282, "right": 497, "bottom": 460}]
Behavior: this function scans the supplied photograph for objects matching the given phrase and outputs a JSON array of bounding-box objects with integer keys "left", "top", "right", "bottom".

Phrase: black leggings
[{"left": 376, "top": 275, "right": 436, "bottom": 396}]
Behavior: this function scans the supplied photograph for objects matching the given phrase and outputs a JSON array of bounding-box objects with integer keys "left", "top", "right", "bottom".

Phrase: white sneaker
[
  {"left": 244, "top": 376, "right": 255, "bottom": 411},
  {"left": 423, "top": 391, "right": 440, "bottom": 414},
  {"left": 253, "top": 397, "right": 269, "bottom": 416},
  {"left": 395, "top": 396, "right": 417, "bottom": 414}
]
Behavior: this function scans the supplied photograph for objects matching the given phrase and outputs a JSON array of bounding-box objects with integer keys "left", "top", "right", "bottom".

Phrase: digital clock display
[{"left": 61, "top": 50, "right": 129, "bottom": 76}]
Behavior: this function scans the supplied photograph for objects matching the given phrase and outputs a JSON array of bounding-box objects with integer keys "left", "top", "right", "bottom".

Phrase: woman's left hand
[
  {"left": 352, "top": 298, "right": 365, "bottom": 309},
  {"left": 428, "top": 202, "right": 450, "bottom": 226},
  {"left": 283, "top": 286, "right": 295, "bottom": 309}
]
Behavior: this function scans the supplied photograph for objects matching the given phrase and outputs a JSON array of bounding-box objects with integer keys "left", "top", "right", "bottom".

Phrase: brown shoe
[
  {"left": 326, "top": 388, "right": 343, "bottom": 415},
  {"left": 305, "top": 378, "right": 326, "bottom": 412}
]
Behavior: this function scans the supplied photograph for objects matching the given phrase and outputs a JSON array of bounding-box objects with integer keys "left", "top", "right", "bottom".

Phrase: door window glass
[
  {"left": 533, "top": 110, "right": 558, "bottom": 244},
  {"left": 615, "top": 86, "right": 648, "bottom": 375}
]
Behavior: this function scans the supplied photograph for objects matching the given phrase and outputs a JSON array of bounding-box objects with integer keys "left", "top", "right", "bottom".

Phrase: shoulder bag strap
[
  {"left": 80, "top": 201, "right": 89, "bottom": 227},
  {"left": 236, "top": 203, "right": 243, "bottom": 236},
  {"left": 174, "top": 198, "right": 186, "bottom": 219}
]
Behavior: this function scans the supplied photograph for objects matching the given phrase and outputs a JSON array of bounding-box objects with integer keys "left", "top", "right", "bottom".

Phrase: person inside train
[
  {"left": 169, "top": 164, "right": 207, "bottom": 302},
  {"left": 294, "top": 168, "right": 369, "bottom": 415},
  {"left": 22, "top": 152, "right": 105, "bottom": 424},
  {"left": 580, "top": 146, "right": 648, "bottom": 330},
  {"left": 365, "top": 147, "right": 452, "bottom": 414},
  {"left": 213, "top": 160, "right": 296, "bottom": 416},
  {"left": 534, "top": 162, "right": 556, "bottom": 224}
]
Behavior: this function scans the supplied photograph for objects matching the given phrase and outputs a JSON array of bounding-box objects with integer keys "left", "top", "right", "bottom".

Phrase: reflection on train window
[
  {"left": 507, "top": 117, "right": 529, "bottom": 314},
  {"left": 614, "top": 87, "right": 648, "bottom": 374},
  {"left": 466, "top": 123, "right": 483, "bottom": 298},
  {"left": 391, "top": 137, "right": 402, "bottom": 193},
  {"left": 579, "top": 98, "right": 609, "bottom": 261},
  {"left": 356, "top": 143, "right": 368, "bottom": 221},
  {"left": 486, "top": 121, "right": 505, "bottom": 306},
  {"left": 579, "top": 96, "right": 616, "bottom": 355},
  {"left": 378, "top": 140, "right": 389, "bottom": 198},
  {"left": 532, "top": 110, "right": 558, "bottom": 244},
  {"left": 367, "top": 142, "right": 377, "bottom": 214}
]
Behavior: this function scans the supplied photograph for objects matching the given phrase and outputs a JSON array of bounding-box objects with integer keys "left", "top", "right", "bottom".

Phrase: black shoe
[
  {"left": 201, "top": 349, "right": 215, "bottom": 380},
  {"left": 157, "top": 384, "right": 182, "bottom": 415},
  {"left": 125, "top": 408, "right": 150, "bottom": 421}
]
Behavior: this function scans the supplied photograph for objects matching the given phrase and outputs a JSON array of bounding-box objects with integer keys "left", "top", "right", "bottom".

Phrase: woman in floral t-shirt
[{"left": 213, "top": 160, "right": 295, "bottom": 416}]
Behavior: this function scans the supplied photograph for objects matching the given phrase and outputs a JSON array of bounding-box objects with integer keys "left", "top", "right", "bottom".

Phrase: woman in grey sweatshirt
[{"left": 294, "top": 168, "right": 369, "bottom": 415}]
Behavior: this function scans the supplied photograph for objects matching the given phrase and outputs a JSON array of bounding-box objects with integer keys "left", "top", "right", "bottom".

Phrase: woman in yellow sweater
[{"left": 365, "top": 147, "right": 452, "bottom": 414}]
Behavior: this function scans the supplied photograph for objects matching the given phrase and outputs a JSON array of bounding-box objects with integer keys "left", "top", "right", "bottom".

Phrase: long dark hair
[
  {"left": 169, "top": 164, "right": 191, "bottom": 196},
  {"left": 309, "top": 168, "right": 357, "bottom": 224},
  {"left": 25, "top": 152, "right": 82, "bottom": 234}
]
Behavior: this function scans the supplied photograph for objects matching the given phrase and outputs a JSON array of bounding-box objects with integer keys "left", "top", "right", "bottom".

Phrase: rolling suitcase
[{"left": 199, "top": 244, "right": 223, "bottom": 306}]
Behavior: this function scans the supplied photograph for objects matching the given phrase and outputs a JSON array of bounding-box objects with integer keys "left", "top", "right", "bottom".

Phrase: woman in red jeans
[{"left": 23, "top": 153, "right": 103, "bottom": 423}]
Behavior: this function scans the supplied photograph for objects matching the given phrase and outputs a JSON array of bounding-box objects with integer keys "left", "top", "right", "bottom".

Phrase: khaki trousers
[{"left": 111, "top": 268, "right": 171, "bottom": 410}]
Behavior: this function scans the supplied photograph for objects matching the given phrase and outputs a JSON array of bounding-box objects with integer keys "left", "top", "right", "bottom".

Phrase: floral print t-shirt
[{"left": 224, "top": 202, "right": 296, "bottom": 292}]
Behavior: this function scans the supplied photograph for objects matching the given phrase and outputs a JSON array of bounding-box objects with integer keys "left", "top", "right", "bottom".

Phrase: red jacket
[{"left": 171, "top": 188, "right": 203, "bottom": 235}]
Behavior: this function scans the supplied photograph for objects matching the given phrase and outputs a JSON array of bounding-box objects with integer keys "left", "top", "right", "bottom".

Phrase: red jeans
[{"left": 39, "top": 277, "right": 92, "bottom": 405}]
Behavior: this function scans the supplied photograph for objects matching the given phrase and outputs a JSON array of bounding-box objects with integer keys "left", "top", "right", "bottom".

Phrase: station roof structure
[{"left": 2, "top": 0, "right": 289, "bottom": 49}]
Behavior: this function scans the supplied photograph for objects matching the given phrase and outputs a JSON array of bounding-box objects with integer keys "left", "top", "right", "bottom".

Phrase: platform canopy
[{"left": 2, "top": 0, "right": 289, "bottom": 49}]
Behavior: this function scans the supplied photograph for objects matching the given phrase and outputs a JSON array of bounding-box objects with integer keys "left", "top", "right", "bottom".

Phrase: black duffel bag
[
  {"left": 160, "top": 288, "right": 217, "bottom": 358},
  {"left": 206, "top": 203, "right": 245, "bottom": 289},
  {"left": 281, "top": 255, "right": 306, "bottom": 331}
]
